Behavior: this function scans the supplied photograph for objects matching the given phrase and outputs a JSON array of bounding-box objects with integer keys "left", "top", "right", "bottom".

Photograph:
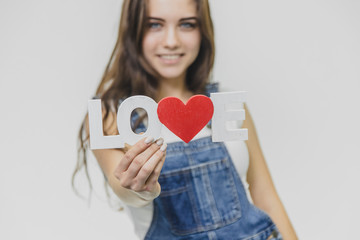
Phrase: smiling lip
[{"left": 157, "top": 53, "right": 184, "bottom": 64}]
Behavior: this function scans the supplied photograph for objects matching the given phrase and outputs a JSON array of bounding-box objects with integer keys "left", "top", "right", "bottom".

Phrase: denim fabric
[
  {"left": 144, "top": 137, "right": 277, "bottom": 240},
  {"left": 129, "top": 83, "right": 279, "bottom": 239}
]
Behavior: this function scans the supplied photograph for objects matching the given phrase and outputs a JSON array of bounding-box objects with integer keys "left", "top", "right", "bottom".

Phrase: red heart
[{"left": 157, "top": 95, "right": 214, "bottom": 143}]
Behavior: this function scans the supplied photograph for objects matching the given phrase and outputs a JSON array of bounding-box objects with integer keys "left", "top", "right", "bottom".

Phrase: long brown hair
[{"left": 72, "top": 0, "right": 215, "bottom": 204}]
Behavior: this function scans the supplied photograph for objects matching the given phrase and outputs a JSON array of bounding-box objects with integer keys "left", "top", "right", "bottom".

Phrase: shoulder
[
  {"left": 242, "top": 103, "right": 249, "bottom": 126},
  {"left": 242, "top": 103, "right": 253, "bottom": 131},
  {"left": 241, "top": 103, "right": 262, "bottom": 155}
]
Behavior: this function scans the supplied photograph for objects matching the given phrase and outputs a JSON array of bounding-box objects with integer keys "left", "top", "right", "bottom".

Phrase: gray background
[{"left": 1, "top": 0, "right": 359, "bottom": 239}]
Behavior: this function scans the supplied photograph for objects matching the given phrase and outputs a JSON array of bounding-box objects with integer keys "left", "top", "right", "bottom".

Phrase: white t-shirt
[{"left": 120, "top": 118, "right": 253, "bottom": 240}]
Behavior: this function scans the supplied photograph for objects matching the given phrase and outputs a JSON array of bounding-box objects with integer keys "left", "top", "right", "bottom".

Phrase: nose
[{"left": 163, "top": 27, "right": 180, "bottom": 49}]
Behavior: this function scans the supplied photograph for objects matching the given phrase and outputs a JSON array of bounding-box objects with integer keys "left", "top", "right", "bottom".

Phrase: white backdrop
[{"left": 1, "top": 0, "right": 359, "bottom": 239}]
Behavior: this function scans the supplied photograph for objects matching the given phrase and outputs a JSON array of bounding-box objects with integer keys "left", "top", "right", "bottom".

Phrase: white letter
[
  {"left": 88, "top": 99, "right": 123, "bottom": 149},
  {"left": 210, "top": 92, "right": 248, "bottom": 142},
  {"left": 117, "top": 96, "right": 162, "bottom": 145},
  {"left": 88, "top": 96, "right": 162, "bottom": 149}
]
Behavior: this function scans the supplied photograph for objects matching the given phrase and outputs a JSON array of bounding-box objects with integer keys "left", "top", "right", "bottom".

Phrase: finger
[
  {"left": 135, "top": 143, "right": 166, "bottom": 187},
  {"left": 144, "top": 145, "right": 167, "bottom": 191},
  {"left": 144, "top": 158, "right": 165, "bottom": 192},
  {"left": 115, "top": 136, "right": 155, "bottom": 174},
  {"left": 125, "top": 138, "right": 164, "bottom": 179}
]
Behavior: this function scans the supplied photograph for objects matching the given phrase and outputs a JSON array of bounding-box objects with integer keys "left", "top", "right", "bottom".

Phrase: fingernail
[
  {"left": 156, "top": 138, "right": 164, "bottom": 146},
  {"left": 160, "top": 143, "right": 167, "bottom": 152},
  {"left": 145, "top": 136, "right": 154, "bottom": 144}
]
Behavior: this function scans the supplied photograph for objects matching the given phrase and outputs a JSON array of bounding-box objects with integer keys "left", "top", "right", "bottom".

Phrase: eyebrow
[
  {"left": 180, "top": 17, "right": 198, "bottom": 21},
  {"left": 147, "top": 17, "right": 198, "bottom": 22}
]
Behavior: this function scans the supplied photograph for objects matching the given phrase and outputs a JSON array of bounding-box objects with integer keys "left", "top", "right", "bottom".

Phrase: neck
[{"left": 157, "top": 75, "right": 193, "bottom": 103}]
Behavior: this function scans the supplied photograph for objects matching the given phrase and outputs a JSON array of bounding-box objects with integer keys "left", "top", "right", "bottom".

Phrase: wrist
[{"left": 132, "top": 182, "right": 161, "bottom": 201}]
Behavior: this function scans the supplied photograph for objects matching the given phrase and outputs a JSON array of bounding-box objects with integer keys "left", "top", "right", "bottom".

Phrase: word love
[{"left": 88, "top": 92, "right": 248, "bottom": 149}]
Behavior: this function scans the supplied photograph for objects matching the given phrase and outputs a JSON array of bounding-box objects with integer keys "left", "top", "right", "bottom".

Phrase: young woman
[{"left": 73, "top": 0, "right": 298, "bottom": 239}]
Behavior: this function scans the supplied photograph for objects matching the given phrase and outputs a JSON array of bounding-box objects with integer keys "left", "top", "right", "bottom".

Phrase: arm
[
  {"left": 85, "top": 111, "right": 166, "bottom": 208},
  {"left": 242, "top": 103, "right": 298, "bottom": 239}
]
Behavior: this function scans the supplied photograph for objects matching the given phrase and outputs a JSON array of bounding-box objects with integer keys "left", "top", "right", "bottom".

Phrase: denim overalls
[{"left": 131, "top": 83, "right": 282, "bottom": 240}]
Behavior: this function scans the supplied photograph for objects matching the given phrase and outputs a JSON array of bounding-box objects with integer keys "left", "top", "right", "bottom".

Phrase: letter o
[{"left": 117, "top": 96, "right": 162, "bottom": 145}]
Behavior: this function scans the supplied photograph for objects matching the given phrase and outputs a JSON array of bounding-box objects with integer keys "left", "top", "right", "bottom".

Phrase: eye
[
  {"left": 148, "top": 22, "right": 162, "bottom": 29},
  {"left": 180, "top": 22, "right": 197, "bottom": 29}
]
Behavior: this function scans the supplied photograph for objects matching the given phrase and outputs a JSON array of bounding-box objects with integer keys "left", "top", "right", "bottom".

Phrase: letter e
[{"left": 210, "top": 92, "right": 248, "bottom": 142}]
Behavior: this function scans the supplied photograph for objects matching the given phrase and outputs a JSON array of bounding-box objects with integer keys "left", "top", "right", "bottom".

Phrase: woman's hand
[{"left": 113, "top": 136, "right": 167, "bottom": 202}]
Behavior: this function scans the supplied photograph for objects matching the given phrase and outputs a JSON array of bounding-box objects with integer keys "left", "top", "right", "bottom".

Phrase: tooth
[{"left": 161, "top": 55, "right": 180, "bottom": 60}]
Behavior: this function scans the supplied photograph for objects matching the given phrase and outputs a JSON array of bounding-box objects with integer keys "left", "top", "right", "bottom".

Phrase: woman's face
[{"left": 142, "top": 0, "right": 201, "bottom": 83}]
